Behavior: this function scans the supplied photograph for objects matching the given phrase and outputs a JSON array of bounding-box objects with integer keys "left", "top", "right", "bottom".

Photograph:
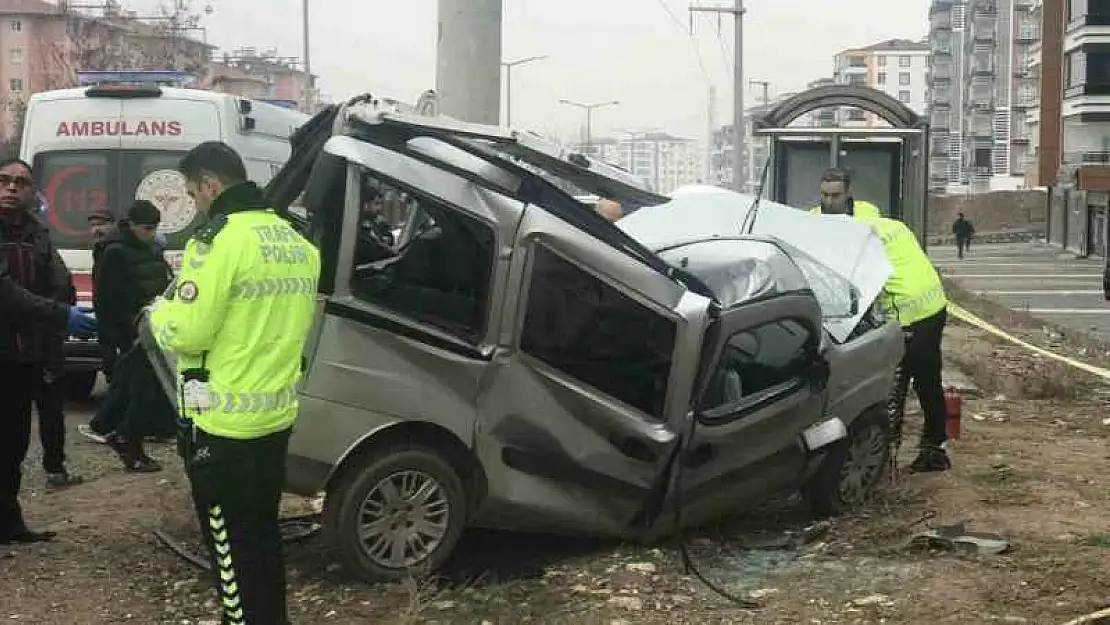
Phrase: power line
[{"left": 653, "top": 0, "right": 713, "bottom": 84}]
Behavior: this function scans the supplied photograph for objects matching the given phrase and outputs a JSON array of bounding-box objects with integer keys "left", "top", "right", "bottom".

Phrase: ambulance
[{"left": 19, "top": 80, "right": 311, "bottom": 398}]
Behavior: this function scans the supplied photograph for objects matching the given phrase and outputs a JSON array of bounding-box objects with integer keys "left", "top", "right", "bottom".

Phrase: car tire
[
  {"left": 803, "top": 407, "right": 890, "bottom": 519},
  {"left": 66, "top": 371, "right": 98, "bottom": 402},
  {"left": 324, "top": 444, "right": 467, "bottom": 582}
]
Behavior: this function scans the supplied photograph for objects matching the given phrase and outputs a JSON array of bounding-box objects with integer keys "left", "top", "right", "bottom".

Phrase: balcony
[
  {"left": 1016, "top": 25, "right": 1040, "bottom": 41},
  {"left": 973, "top": 23, "right": 997, "bottom": 41},
  {"left": 932, "top": 63, "right": 954, "bottom": 80},
  {"left": 1068, "top": 12, "right": 1110, "bottom": 29},
  {"left": 972, "top": 59, "right": 995, "bottom": 74},
  {"left": 1064, "top": 81, "right": 1110, "bottom": 98}
]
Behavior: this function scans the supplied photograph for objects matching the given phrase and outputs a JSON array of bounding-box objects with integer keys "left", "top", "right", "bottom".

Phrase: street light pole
[
  {"left": 302, "top": 0, "right": 312, "bottom": 112},
  {"left": 501, "top": 55, "right": 547, "bottom": 127},
  {"left": 559, "top": 99, "right": 619, "bottom": 152}
]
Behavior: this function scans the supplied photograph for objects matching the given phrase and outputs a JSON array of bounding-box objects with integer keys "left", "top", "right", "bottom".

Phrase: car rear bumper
[{"left": 64, "top": 337, "right": 102, "bottom": 372}]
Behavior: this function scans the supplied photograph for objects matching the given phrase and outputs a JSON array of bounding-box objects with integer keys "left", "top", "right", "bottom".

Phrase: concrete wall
[{"left": 927, "top": 190, "right": 1047, "bottom": 235}]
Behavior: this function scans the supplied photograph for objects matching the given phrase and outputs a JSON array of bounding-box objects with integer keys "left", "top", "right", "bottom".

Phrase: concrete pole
[
  {"left": 732, "top": 0, "right": 745, "bottom": 192},
  {"left": 302, "top": 0, "right": 312, "bottom": 112},
  {"left": 437, "top": 0, "right": 503, "bottom": 124}
]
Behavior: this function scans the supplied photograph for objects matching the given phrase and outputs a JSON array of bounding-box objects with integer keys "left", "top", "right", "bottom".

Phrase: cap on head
[{"left": 127, "top": 199, "right": 161, "bottom": 226}]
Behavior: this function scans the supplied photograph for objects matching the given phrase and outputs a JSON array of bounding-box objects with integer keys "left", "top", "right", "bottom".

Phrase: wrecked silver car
[{"left": 142, "top": 97, "right": 904, "bottom": 582}]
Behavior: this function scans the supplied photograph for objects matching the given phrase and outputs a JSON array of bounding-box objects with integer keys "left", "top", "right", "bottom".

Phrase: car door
[
  {"left": 471, "top": 204, "right": 713, "bottom": 537},
  {"left": 673, "top": 292, "right": 831, "bottom": 526}
]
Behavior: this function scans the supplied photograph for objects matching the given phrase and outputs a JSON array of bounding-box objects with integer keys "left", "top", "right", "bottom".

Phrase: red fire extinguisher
[{"left": 944, "top": 389, "right": 962, "bottom": 440}]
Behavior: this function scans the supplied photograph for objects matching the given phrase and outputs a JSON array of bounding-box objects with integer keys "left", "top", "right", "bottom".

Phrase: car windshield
[{"left": 33, "top": 150, "right": 198, "bottom": 250}]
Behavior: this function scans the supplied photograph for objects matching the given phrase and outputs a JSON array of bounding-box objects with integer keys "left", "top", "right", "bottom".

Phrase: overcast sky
[{"left": 132, "top": 0, "right": 928, "bottom": 142}]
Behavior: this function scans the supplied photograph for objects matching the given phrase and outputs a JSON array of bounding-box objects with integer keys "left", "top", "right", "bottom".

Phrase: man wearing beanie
[{"left": 94, "top": 200, "right": 175, "bottom": 472}]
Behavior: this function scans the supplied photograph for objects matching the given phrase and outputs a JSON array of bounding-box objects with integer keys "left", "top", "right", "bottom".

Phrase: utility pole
[
  {"left": 749, "top": 79, "right": 770, "bottom": 192},
  {"left": 302, "top": 0, "right": 312, "bottom": 112},
  {"left": 691, "top": 0, "right": 745, "bottom": 192},
  {"left": 559, "top": 99, "right": 618, "bottom": 153},
  {"left": 501, "top": 55, "right": 547, "bottom": 127},
  {"left": 437, "top": 0, "right": 503, "bottom": 124}
]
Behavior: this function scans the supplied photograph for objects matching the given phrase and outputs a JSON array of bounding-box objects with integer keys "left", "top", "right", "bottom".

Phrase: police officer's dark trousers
[
  {"left": 186, "top": 426, "right": 291, "bottom": 625},
  {"left": 892, "top": 309, "right": 948, "bottom": 447}
]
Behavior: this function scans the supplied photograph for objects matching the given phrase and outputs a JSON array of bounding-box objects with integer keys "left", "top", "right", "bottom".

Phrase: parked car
[{"left": 141, "top": 97, "right": 904, "bottom": 582}]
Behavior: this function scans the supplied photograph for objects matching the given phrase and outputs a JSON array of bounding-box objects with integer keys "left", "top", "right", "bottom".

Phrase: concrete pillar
[{"left": 436, "top": 0, "right": 502, "bottom": 125}]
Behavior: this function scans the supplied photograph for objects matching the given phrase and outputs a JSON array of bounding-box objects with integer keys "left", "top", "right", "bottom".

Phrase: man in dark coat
[
  {"left": 95, "top": 200, "right": 175, "bottom": 472},
  {"left": 952, "top": 212, "right": 975, "bottom": 259},
  {"left": 79, "top": 211, "right": 125, "bottom": 444},
  {"left": 0, "top": 158, "right": 96, "bottom": 544}
]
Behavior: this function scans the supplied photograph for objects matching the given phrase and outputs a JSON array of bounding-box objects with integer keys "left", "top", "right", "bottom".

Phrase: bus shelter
[{"left": 753, "top": 85, "right": 930, "bottom": 245}]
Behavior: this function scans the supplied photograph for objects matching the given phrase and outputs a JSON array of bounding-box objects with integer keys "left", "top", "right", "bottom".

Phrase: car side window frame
[
  {"left": 344, "top": 165, "right": 500, "bottom": 347},
  {"left": 699, "top": 316, "right": 819, "bottom": 425},
  {"left": 516, "top": 240, "right": 680, "bottom": 422}
]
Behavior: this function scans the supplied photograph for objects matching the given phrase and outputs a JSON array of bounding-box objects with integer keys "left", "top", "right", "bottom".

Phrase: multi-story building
[
  {"left": 207, "top": 48, "right": 316, "bottom": 109},
  {"left": 834, "top": 38, "right": 931, "bottom": 127},
  {"left": 575, "top": 133, "right": 700, "bottom": 195},
  {"left": 708, "top": 93, "right": 797, "bottom": 192},
  {"left": 0, "top": 0, "right": 212, "bottom": 142},
  {"left": 927, "top": 0, "right": 1040, "bottom": 192},
  {"left": 1027, "top": 0, "right": 1110, "bottom": 255}
]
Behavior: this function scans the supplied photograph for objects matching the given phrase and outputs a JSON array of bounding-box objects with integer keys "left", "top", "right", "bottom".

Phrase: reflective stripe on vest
[
  {"left": 204, "top": 383, "right": 299, "bottom": 414},
  {"left": 882, "top": 282, "right": 946, "bottom": 325}
]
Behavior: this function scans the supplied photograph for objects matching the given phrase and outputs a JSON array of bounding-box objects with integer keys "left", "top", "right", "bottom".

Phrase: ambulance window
[
  {"left": 36, "top": 152, "right": 110, "bottom": 247},
  {"left": 350, "top": 169, "right": 495, "bottom": 343}
]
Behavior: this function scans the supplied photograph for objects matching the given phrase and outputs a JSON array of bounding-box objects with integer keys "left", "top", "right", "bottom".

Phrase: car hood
[{"left": 617, "top": 185, "right": 892, "bottom": 342}]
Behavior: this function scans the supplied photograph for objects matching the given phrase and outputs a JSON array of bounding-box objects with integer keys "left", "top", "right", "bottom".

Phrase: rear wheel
[
  {"left": 804, "top": 408, "right": 890, "bottom": 518},
  {"left": 66, "top": 371, "right": 98, "bottom": 402},
  {"left": 324, "top": 445, "right": 467, "bottom": 582}
]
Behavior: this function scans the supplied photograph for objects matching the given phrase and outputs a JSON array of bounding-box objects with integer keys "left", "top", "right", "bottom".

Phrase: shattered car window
[
  {"left": 777, "top": 243, "right": 856, "bottom": 319},
  {"left": 350, "top": 167, "right": 496, "bottom": 343},
  {"left": 656, "top": 239, "right": 810, "bottom": 310},
  {"left": 703, "top": 320, "right": 815, "bottom": 414},
  {"left": 520, "top": 244, "right": 676, "bottom": 420}
]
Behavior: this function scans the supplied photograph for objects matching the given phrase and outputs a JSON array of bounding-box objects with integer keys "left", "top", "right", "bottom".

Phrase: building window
[
  {"left": 520, "top": 244, "right": 676, "bottom": 420},
  {"left": 898, "top": 90, "right": 911, "bottom": 102},
  {"left": 350, "top": 168, "right": 495, "bottom": 344},
  {"left": 848, "top": 55, "right": 866, "bottom": 68},
  {"left": 8, "top": 48, "right": 23, "bottom": 65},
  {"left": 847, "top": 73, "right": 867, "bottom": 86},
  {"left": 877, "top": 72, "right": 887, "bottom": 84},
  {"left": 847, "top": 108, "right": 867, "bottom": 121},
  {"left": 899, "top": 72, "right": 912, "bottom": 85},
  {"left": 9, "top": 79, "right": 22, "bottom": 92},
  {"left": 877, "top": 56, "right": 887, "bottom": 66},
  {"left": 1067, "top": 51, "right": 1088, "bottom": 87},
  {"left": 9, "top": 20, "right": 21, "bottom": 32},
  {"left": 899, "top": 55, "right": 912, "bottom": 67}
]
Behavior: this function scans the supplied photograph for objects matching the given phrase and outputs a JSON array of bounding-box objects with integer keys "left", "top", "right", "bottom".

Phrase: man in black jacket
[
  {"left": 78, "top": 211, "right": 125, "bottom": 445},
  {"left": 95, "top": 200, "right": 174, "bottom": 472},
  {"left": 0, "top": 158, "right": 96, "bottom": 544}
]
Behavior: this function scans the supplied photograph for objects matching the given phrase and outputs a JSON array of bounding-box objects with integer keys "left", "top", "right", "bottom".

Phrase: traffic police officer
[
  {"left": 148, "top": 142, "right": 320, "bottom": 624},
  {"left": 809, "top": 167, "right": 883, "bottom": 217},
  {"left": 857, "top": 214, "right": 951, "bottom": 472}
]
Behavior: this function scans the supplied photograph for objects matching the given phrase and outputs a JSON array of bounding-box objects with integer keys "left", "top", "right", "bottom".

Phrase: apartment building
[
  {"left": 207, "top": 48, "right": 315, "bottom": 108},
  {"left": 576, "top": 133, "right": 700, "bottom": 195},
  {"left": 0, "top": 0, "right": 212, "bottom": 141},
  {"left": 927, "top": 0, "right": 1040, "bottom": 192},
  {"left": 708, "top": 92, "right": 799, "bottom": 192},
  {"left": 833, "top": 39, "right": 931, "bottom": 127},
  {"left": 1026, "top": 0, "right": 1110, "bottom": 255}
]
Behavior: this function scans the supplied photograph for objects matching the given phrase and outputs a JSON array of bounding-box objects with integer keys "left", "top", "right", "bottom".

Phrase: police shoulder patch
[
  {"left": 193, "top": 214, "right": 229, "bottom": 244},
  {"left": 177, "top": 280, "right": 199, "bottom": 302}
]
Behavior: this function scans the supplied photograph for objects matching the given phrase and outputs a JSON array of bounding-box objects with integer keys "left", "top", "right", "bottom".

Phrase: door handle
[
  {"left": 609, "top": 435, "right": 658, "bottom": 462},
  {"left": 682, "top": 443, "right": 713, "bottom": 468}
]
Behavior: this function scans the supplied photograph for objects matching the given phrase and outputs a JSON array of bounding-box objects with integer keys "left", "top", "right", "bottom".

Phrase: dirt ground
[{"left": 3, "top": 289, "right": 1110, "bottom": 625}]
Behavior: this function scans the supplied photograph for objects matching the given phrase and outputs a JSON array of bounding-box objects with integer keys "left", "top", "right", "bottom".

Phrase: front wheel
[
  {"left": 324, "top": 445, "right": 467, "bottom": 582},
  {"left": 803, "top": 408, "right": 890, "bottom": 518}
]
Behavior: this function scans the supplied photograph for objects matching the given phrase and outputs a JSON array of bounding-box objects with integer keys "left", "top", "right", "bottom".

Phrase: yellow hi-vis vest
[
  {"left": 857, "top": 215, "right": 947, "bottom": 326},
  {"left": 808, "top": 199, "right": 883, "bottom": 218},
  {"left": 149, "top": 207, "right": 320, "bottom": 440}
]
